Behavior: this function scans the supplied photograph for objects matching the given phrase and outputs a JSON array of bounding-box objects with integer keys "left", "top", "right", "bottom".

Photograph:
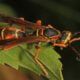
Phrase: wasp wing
[
  {"left": 0, "top": 14, "right": 44, "bottom": 30},
  {"left": 0, "top": 36, "right": 49, "bottom": 50}
]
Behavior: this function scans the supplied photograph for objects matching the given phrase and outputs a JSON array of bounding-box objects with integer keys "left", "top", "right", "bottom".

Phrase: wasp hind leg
[{"left": 34, "top": 45, "right": 49, "bottom": 77}]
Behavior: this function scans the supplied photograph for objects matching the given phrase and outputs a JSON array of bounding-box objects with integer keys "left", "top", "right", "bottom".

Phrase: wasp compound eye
[{"left": 44, "top": 28, "right": 59, "bottom": 37}]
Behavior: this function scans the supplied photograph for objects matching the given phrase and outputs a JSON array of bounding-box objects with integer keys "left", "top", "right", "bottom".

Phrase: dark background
[{"left": 1, "top": 0, "right": 80, "bottom": 80}]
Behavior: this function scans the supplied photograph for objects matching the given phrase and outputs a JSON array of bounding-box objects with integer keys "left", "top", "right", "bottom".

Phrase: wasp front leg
[{"left": 53, "top": 41, "right": 68, "bottom": 48}]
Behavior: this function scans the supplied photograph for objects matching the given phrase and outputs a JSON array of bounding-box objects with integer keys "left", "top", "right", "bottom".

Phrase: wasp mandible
[{"left": 0, "top": 14, "right": 80, "bottom": 77}]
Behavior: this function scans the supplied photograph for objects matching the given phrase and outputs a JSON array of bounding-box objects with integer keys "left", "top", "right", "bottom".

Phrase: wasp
[{"left": 0, "top": 14, "right": 80, "bottom": 77}]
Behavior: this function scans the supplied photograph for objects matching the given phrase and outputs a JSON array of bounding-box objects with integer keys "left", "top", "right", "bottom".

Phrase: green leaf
[{"left": 0, "top": 42, "right": 63, "bottom": 80}]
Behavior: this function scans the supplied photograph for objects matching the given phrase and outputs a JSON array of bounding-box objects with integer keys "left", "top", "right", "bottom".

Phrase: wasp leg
[
  {"left": 34, "top": 45, "right": 49, "bottom": 77},
  {"left": 69, "top": 37, "right": 80, "bottom": 44},
  {"left": 53, "top": 43, "right": 69, "bottom": 48}
]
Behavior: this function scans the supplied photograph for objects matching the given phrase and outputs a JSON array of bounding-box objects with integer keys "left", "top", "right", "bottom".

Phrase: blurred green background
[{"left": 0, "top": 0, "right": 80, "bottom": 80}]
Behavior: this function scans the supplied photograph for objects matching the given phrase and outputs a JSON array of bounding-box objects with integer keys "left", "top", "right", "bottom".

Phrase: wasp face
[{"left": 44, "top": 28, "right": 60, "bottom": 38}]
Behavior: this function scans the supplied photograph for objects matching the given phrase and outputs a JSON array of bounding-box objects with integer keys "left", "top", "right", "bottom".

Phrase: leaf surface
[{"left": 0, "top": 42, "right": 63, "bottom": 80}]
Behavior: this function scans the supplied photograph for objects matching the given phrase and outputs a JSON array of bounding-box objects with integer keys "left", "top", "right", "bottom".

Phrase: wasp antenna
[
  {"left": 69, "top": 46, "right": 80, "bottom": 61},
  {"left": 69, "top": 37, "right": 80, "bottom": 44},
  {"left": 74, "top": 32, "right": 80, "bottom": 35}
]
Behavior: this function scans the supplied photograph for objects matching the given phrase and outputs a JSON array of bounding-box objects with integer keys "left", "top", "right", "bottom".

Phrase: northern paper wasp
[{"left": 0, "top": 14, "right": 80, "bottom": 77}]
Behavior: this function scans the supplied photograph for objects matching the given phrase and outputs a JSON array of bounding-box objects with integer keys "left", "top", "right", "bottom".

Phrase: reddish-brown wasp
[{"left": 0, "top": 14, "right": 80, "bottom": 77}]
